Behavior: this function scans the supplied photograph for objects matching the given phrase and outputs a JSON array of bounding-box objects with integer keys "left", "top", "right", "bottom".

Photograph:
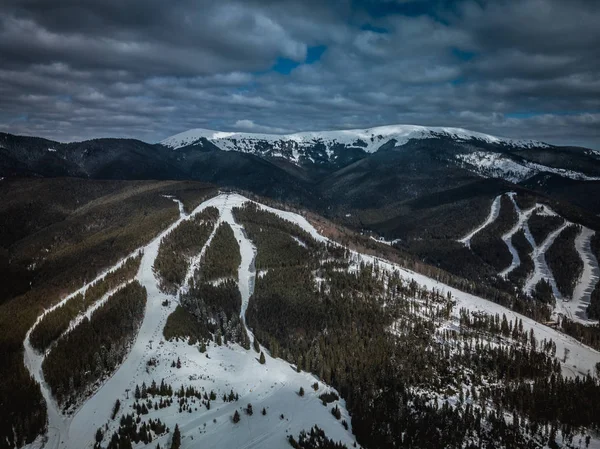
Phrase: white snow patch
[
  {"left": 457, "top": 152, "right": 600, "bottom": 183},
  {"left": 161, "top": 125, "right": 548, "bottom": 156}
]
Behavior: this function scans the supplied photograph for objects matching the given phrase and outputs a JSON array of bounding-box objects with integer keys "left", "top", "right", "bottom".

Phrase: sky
[{"left": 0, "top": 0, "right": 599, "bottom": 148}]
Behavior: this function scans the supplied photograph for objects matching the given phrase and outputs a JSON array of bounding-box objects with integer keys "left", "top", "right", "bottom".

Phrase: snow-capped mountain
[{"left": 160, "top": 124, "right": 549, "bottom": 164}]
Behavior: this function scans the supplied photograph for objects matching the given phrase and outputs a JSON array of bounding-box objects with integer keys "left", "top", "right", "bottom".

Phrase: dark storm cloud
[{"left": 0, "top": 0, "right": 598, "bottom": 148}]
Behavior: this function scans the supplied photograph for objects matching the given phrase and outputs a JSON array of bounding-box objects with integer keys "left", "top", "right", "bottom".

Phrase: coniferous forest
[
  {"left": 42, "top": 281, "right": 147, "bottom": 407},
  {"left": 153, "top": 207, "right": 218, "bottom": 294},
  {"left": 230, "top": 203, "right": 600, "bottom": 449},
  {"left": 506, "top": 229, "right": 534, "bottom": 287},
  {"left": 546, "top": 225, "right": 583, "bottom": 298},
  {"left": 30, "top": 253, "right": 142, "bottom": 352},
  {"left": 196, "top": 222, "right": 240, "bottom": 281}
]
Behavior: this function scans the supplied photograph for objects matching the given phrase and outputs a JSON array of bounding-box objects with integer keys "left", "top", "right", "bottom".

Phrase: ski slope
[
  {"left": 24, "top": 193, "right": 356, "bottom": 449},
  {"left": 23, "top": 192, "right": 600, "bottom": 449},
  {"left": 458, "top": 194, "right": 502, "bottom": 248},
  {"left": 248, "top": 197, "right": 600, "bottom": 379},
  {"left": 499, "top": 193, "right": 536, "bottom": 278},
  {"left": 557, "top": 227, "right": 600, "bottom": 323}
]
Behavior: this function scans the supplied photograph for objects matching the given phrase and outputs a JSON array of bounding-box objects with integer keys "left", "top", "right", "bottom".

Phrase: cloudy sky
[{"left": 0, "top": 0, "right": 599, "bottom": 148}]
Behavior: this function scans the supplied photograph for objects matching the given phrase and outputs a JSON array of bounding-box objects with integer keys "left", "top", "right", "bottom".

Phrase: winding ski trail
[
  {"left": 499, "top": 193, "right": 536, "bottom": 278},
  {"left": 458, "top": 195, "right": 502, "bottom": 248}
]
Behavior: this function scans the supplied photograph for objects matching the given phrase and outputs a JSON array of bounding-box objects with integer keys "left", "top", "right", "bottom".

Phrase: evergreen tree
[
  {"left": 259, "top": 351, "right": 266, "bottom": 364},
  {"left": 170, "top": 424, "right": 181, "bottom": 449},
  {"left": 233, "top": 410, "right": 241, "bottom": 423}
]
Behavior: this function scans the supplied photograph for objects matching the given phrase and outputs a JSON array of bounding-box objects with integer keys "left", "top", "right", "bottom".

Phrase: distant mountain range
[{"left": 2, "top": 123, "right": 600, "bottom": 225}]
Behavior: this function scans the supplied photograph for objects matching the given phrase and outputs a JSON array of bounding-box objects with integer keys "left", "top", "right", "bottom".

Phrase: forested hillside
[{"left": 0, "top": 179, "right": 216, "bottom": 449}]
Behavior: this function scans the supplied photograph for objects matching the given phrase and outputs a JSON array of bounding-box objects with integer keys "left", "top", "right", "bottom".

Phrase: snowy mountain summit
[{"left": 160, "top": 124, "right": 548, "bottom": 165}]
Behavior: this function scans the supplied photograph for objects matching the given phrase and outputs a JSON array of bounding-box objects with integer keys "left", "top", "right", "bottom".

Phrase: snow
[
  {"left": 161, "top": 195, "right": 186, "bottom": 217},
  {"left": 557, "top": 227, "right": 600, "bottom": 323},
  {"left": 253, "top": 195, "right": 600, "bottom": 380},
  {"left": 24, "top": 193, "right": 356, "bottom": 449},
  {"left": 523, "top": 221, "right": 568, "bottom": 299},
  {"left": 499, "top": 193, "right": 536, "bottom": 277},
  {"left": 457, "top": 151, "right": 600, "bottom": 183},
  {"left": 47, "top": 148, "right": 57, "bottom": 152},
  {"left": 370, "top": 236, "right": 401, "bottom": 246},
  {"left": 22, "top": 192, "right": 600, "bottom": 449},
  {"left": 160, "top": 124, "right": 548, "bottom": 154},
  {"left": 458, "top": 195, "right": 502, "bottom": 248}
]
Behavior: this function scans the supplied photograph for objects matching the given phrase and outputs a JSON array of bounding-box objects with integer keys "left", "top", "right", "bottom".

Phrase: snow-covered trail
[
  {"left": 558, "top": 227, "right": 600, "bottom": 323},
  {"left": 162, "top": 195, "right": 186, "bottom": 217},
  {"left": 224, "top": 205, "right": 257, "bottom": 321},
  {"left": 22, "top": 195, "right": 208, "bottom": 449},
  {"left": 523, "top": 221, "right": 569, "bottom": 298},
  {"left": 22, "top": 250, "right": 144, "bottom": 449},
  {"left": 458, "top": 195, "right": 502, "bottom": 248},
  {"left": 36, "top": 193, "right": 356, "bottom": 449},
  {"left": 67, "top": 195, "right": 225, "bottom": 449},
  {"left": 499, "top": 194, "right": 536, "bottom": 278}
]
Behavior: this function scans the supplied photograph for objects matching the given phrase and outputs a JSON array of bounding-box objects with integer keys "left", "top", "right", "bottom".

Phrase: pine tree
[
  {"left": 259, "top": 351, "right": 266, "bottom": 364},
  {"left": 233, "top": 410, "right": 241, "bottom": 423},
  {"left": 298, "top": 387, "right": 305, "bottom": 397},
  {"left": 135, "top": 384, "right": 141, "bottom": 400},
  {"left": 253, "top": 337, "right": 260, "bottom": 353},
  {"left": 170, "top": 424, "right": 181, "bottom": 449}
]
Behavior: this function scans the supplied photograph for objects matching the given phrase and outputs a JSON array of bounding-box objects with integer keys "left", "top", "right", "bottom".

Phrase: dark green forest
[
  {"left": 546, "top": 225, "right": 583, "bottom": 298},
  {"left": 42, "top": 281, "right": 147, "bottom": 407},
  {"left": 30, "top": 253, "right": 142, "bottom": 352},
  {"left": 528, "top": 210, "right": 565, "bottom": 246},
  {"left": 197, "top": 222, "right": 240, "bottom": 281},
  {"left": 231, "top": 204, "right": 600, "bottom": 449},
  {"left": 0, "top": 179, "right": 216, "bottom": 449},
  {"left": 153, "top": 207, "right": 218, "bottom": 294},
  {"left": 506, "top": 230, "right": 534, "bottom": 287},
  {"left": 470, "top": 195, "right": 518, "bottom": 272}
]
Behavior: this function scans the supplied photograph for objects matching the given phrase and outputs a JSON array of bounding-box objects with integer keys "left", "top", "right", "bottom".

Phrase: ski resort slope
[
  {"left": 23, "top": 192, "right": 600, "bottom": 449},
  {"left": 558, "top": 227, "right": 600, "bottom": 323},
  {"left": 458, "top": 194, "right": 502, "bottom": 248},
  {"left": 24, "top": 193, "right": 356, "bottom": 449},
  {"left": 499, "top": 194, "right": 536, "bottom": 277}
]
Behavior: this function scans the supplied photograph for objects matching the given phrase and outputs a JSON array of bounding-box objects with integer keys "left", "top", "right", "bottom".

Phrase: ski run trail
[
  {"left": 458, "top": 194, "right": 502, "bottom": 247},
  {"left": 463, "top": 191, "right": 600, "bottom": 324},
  {"left": 23, "top": 193, "right": 600, "bottom": 449}
]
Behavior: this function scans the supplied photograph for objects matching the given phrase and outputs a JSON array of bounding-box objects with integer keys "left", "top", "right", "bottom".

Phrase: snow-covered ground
[
  {"left": 24, "top": 193, "right": 356, "bottom": 449},
  {"left": 456, "top": 151, "right": 600, "bottom": 183},
  {"left": 499, "top": 194, "right": 536, "bottom": 277},
  {"left": 557, "top": 227, "right": 600, "bottom": 323},
  {"left": 244, "top": 197, "right": 600, "bottom": 380},
  {"left": 160, "top": 124, "right": 548, "bottom": 155},
  {"left": 23, "top": 192, "right": 600, "bottom": 449},
  {"left": 458, "top": 194, "right": 502, "bottom": 248}
]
